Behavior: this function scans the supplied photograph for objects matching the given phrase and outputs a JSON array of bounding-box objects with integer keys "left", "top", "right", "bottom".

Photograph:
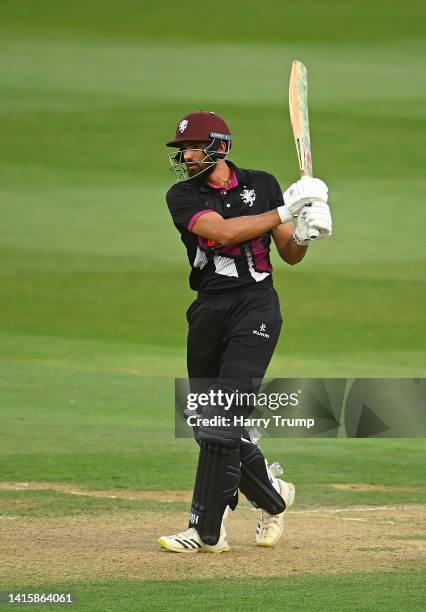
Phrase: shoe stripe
[
  {"left": 189, "top": 538, "right": 202, "bottom": 548},
  {"left": 183, "top": 539, "right": 197, "bottom": 549},
  {"left": 174, "top": 538, "right": 190, "bottom": 549}
]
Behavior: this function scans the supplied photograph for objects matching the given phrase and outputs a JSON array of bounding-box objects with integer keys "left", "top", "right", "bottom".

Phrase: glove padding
[
  {"left": 278, "top": 176, "right": 328, "bottom": 224},
  {"left": 293, "top": 201, "right": 332, "bottom": 246}
]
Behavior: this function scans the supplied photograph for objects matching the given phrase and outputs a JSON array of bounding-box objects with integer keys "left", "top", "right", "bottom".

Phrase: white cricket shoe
[
  {"left": 256, "top": 478, "right": 295, "bottom": 547},
  {"left": 158, "top": 524, "right": 229, "bottom": 553}
]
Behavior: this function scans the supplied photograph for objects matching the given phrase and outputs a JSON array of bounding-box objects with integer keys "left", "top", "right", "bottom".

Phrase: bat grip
[{"left": 303, "top": 200, "right": 320, "bottom": 240}]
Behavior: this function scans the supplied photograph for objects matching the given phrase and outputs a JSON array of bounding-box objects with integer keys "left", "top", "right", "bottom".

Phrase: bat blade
[
  {"left": 289, "top": 60, "right": 313, "bottom": 177},
  {"left": 289, "top": 60, "right": 319, "bottom": 239}
]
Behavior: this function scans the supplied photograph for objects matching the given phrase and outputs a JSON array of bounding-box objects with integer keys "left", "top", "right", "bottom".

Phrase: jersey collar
[{"left": 198, "top": 162, "right": 252, "bottom": 193}]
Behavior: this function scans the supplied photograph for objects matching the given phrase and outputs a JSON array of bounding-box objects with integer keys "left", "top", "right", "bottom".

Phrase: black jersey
[{"left": 166, "top": 162, "right": 284, "bottom": 295}]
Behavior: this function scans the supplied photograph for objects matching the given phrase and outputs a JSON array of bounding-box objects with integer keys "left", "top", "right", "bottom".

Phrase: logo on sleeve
[{"left": 241, "top": 188, "right": 256, "bottom": 207}]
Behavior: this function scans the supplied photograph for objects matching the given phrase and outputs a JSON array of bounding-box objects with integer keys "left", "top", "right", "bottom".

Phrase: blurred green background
[
  {"left": 1, "top": 0, "right": 425, "bottom": 484},
  {"left": 1, "top": 0, "right": 425, "bottom": 381},
  {"left": 0, "top": 0, "right": 425, "bottom": 605}
]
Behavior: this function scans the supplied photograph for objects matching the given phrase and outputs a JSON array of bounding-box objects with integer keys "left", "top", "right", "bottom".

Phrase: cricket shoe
[
  {"left": 256, "top": 463, "right": 295, "bottom": 547},
  {"left": 158, "top": 524, "right": 229, "bottom": 553}
]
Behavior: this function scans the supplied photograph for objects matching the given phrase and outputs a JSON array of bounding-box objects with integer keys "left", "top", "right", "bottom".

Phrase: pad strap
[{"left": 239, "top": 439, "right": 285, "bottom": 515}]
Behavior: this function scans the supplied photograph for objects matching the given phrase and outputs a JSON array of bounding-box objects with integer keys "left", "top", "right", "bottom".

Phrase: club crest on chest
[{"left": 240, "top": 188, "right": 256, "bottom": 207}]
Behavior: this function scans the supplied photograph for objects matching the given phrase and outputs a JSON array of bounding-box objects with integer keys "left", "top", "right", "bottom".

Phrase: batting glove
[
  {"left": 277, "top": 176, "right": 328, "bottom": 224},
  {"left": 293, "top": 201, "right": 332, "bottom": 245}
]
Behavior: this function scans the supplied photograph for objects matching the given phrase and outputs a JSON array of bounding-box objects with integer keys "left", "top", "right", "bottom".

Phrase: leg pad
[
  {"left": 239, "top": 439, "right": 285, "bottom": 515},
  {"left": 189, "top": 439, "right": 240, "bottom": 545}
]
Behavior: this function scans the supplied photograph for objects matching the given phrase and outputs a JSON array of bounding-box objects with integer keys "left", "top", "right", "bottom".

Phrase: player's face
[{"left": 180, "top": 141, "right": 210, "bottom": 177}]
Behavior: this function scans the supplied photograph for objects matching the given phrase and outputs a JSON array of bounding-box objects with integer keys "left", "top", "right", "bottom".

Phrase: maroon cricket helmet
[{"left": 166, "top": 111, "right": 231, "bottom": 147}]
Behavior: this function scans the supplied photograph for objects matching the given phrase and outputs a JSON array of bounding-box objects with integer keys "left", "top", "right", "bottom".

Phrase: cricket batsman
[{"left": 158, "top": 111, "right": 332, "bottom": 552}]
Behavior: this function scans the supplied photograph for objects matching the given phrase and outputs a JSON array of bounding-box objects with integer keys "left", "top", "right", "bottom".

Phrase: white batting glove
[
  {"left": 277, "top": 176, "right": 328, "bottom": 224},
  {"left": 293, "top": 201, "right": 332, "bottom": 246}
]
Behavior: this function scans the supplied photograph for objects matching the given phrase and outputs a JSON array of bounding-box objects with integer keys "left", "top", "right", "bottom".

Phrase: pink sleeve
[{"left": 188, "top": 209, "right": 216, "bottom": 232}]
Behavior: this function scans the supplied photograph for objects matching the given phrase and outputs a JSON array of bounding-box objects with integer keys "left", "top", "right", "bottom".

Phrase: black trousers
[
  {"left": 186, "top": 286, "right": 284, "bottom": 537},
  {"left": 187, "top": 285, "right": 282, "bottom": 391}
]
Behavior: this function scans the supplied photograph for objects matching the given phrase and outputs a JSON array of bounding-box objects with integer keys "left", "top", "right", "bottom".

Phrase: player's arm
[
  {"left": 191, "top": 209, "right": 282, "bottom": 246},
  {"left": 189, "top": 177, "right": 328, "bottom": 246},
  {"left": 191, "top": 176, "right": 327, "bottom": 244},
  {"left": 271, "top": 223, "right": 308, "bottom": 265}
]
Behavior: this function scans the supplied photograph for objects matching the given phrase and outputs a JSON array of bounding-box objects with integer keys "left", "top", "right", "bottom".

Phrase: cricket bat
[{"left": 288, "top": 60, "right": 319, "bottom": 239}]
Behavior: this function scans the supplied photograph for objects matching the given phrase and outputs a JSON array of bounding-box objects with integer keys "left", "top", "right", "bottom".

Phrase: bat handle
[
  {"left": 299, "top": 173, "right": 319, "bottom": 239},
  {"left": 303, "top": 199, "right": 320, "bottom": 240}
]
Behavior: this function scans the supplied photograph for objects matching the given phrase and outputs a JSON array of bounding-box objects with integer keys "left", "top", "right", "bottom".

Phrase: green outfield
[{"left": 0, "top": 1, "right": 425, "bottom": 610}]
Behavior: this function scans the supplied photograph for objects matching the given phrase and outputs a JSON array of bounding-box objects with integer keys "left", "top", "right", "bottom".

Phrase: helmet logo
[
  {"left": 178, "top": 119, "right": 189, "bottom": 133},
  {"left": 241, "top": 188, "right": 256, "bottom": 207}
]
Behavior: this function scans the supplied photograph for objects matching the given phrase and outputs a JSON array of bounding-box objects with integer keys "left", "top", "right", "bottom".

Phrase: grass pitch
[{"left": 0, "top": 1, "right": 425, "bottom": 609}]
